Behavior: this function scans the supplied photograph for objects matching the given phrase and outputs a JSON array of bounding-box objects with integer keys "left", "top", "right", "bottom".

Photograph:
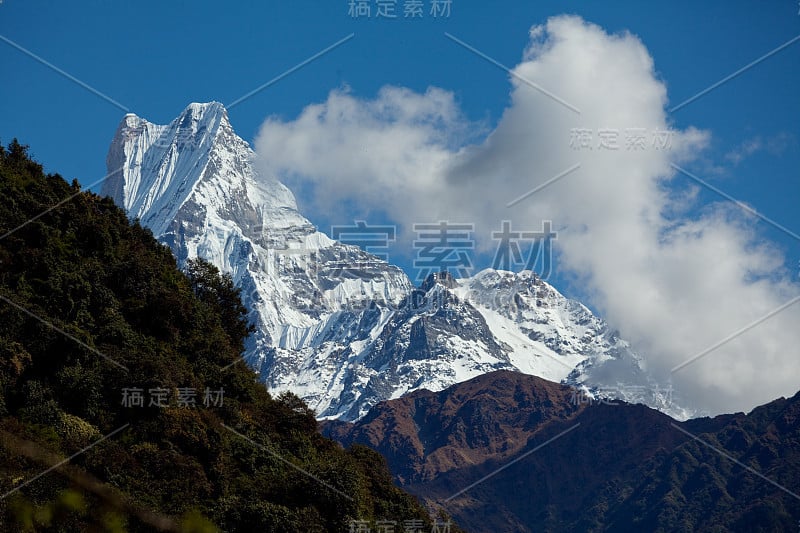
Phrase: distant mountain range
[
  {"left": 102, "top": 102, "right": 690, "bottom": 422},
  {"left": 323, "top": 370, "right": 800, "bottom": 532}
]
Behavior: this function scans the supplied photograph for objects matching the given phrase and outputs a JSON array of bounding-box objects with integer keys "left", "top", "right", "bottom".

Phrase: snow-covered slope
[
  {"left": 104, "top": 102, "right": 411, "bottom": 359},
  {"left": 103, "top": 102, "right": 690, "bottom": 421}
]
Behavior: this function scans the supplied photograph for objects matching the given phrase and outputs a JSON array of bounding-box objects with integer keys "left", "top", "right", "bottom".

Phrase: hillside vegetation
[{"left": 0, "top": 140, "right": 451, "bottom": 532}]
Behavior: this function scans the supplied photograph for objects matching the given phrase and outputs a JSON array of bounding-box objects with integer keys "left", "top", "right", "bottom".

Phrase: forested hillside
[{"left": 0, "top": 140, "right": 452, "bottom": 532}]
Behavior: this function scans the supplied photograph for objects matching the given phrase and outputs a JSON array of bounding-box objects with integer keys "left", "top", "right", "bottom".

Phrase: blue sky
[{"left": 1, "top": 0, "right": 798, "bottom": 299}]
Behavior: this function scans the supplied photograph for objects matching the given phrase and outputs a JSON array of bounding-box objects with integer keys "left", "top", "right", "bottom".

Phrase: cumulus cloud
[
  {"left": 254, "top": 85, "right": 474, "bottom": 242},
  {"left": 254, "top": 15, "right": 800, "bottom": 416}
]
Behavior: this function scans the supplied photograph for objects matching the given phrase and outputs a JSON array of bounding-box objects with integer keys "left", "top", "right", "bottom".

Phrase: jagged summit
[
  {"left": 104, "top": 101, "right": 306, "bottom": 250},
  {"left": 120, "top": 101, "right": 228, "bottom": 125},
  {"left": 113, "top": 102, "right": 230, "bottom": 155},
  {"left": 184, "top": 100, "right": 227, "bottom": 115},
  {"left": 104, "top": 103, "right": 689, "bottom": 422},
  {"left": 172, "top": 101, "right": 231, "bottom": 133}
]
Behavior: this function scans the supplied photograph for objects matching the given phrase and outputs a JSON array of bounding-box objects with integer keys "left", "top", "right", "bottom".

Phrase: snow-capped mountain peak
[{"left": 103, "top": 103, "right": 690, "bottom": 421}]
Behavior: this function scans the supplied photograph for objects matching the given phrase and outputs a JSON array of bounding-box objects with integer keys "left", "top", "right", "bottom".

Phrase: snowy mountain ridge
[{"left": 103, "top": 102, "right": 691, "bottom": 421}]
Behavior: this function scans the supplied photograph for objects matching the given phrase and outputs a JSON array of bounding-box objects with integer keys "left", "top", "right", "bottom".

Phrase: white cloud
[
  {"left": 725, "top": 137, "right": 763, "bottom": 165},
  {"left": 725, "top": 133, "right": 795, "bottom": 165},
  {"left": 255, "top": 15, "right": 800, "bottom": 416},
  {"left": 254, "top": 85, "right": 474, "bottom": 244}
]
